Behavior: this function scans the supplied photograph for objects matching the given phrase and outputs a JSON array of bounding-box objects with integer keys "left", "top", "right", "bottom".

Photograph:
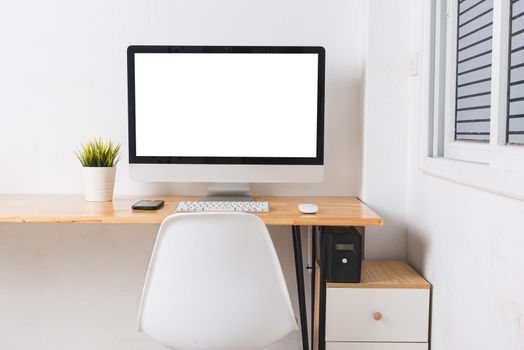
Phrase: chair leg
[{"left": 292, "top": 225, "right": 309, "bottom": 350}]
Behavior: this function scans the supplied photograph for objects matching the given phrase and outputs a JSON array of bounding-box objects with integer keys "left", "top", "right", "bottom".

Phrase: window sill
[{"left": 422, "top": 157, "right": 524, "bottom": 201}]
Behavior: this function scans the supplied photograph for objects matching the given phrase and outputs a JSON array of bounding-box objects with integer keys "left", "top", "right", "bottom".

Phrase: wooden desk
[
  {"left": 0, "top": 194, "right": 382, "bottom": 350},
  {"left": 0, "top": 195, "right": 383, "bottom": 226}
]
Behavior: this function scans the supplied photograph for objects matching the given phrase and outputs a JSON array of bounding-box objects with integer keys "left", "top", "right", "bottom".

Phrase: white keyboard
[{"left": 176, "top": 201, "right": 270, "bottom": 213}]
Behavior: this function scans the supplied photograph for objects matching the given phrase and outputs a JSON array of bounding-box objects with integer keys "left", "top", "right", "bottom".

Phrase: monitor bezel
[{"left": 127, "top": 45, "right": 325, "bottom": 165}]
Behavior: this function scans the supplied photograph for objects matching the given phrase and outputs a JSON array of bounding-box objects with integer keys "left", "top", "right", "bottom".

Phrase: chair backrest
[{"left": 138, "top": 212, "right": 297, "bottom": 350}]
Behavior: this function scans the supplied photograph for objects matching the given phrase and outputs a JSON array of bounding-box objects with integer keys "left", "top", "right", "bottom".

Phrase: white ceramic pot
[{"left": 83, "top": 167, "right": 116, "bottom": 202}]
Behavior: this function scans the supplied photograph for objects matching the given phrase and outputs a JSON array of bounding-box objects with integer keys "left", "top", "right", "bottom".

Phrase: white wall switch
[{"left": 409, "top": 52, "right": 419, "bottom": 77}]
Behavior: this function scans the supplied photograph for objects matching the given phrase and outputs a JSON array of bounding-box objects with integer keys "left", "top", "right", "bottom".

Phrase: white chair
[{"left": 138, "top": 212, "right": 297, "bottom": 350}]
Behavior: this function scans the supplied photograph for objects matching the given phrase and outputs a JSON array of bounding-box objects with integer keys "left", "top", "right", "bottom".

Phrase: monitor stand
[{"left": 203, "top": 183, "right": 253, "bottom": 201}]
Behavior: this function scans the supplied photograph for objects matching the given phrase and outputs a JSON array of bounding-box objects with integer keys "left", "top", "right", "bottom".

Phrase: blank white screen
[{"left": 134, "top": 53, "right": 319, "bottom": 157}]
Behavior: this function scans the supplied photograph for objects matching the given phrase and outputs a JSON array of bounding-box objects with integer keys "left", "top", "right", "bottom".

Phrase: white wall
[
  {"left": 407, "top": 1, "right": 524, "bottom": 349},
  {"left": 407, "top": 177, "right": 524, "bottom": 350},
  {"left": 0, "top": 0, "right": 381, "bottom": 349},
  {"left": 361, "top": 0, "right": 410, "bottom": 259}
]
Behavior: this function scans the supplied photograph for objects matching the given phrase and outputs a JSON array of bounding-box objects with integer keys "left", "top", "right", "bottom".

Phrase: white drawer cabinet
[
  {"left": 326, "top": 288, "right": 430, "bottom": 342},
  {"left": 317, "top": 261, "right": 431, "bottom": 350},
  {"left": 326, "top": 342, "right": 428, "bottom": 350}
]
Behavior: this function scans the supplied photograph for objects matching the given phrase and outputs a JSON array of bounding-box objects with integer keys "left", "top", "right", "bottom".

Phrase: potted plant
[{"left": 76, "top": 138, "right": 122, "bottom": 202}]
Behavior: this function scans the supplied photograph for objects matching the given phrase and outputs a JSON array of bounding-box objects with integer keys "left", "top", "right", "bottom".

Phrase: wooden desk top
[{"left": 0, "top": 195, "right": 383, "bottom": 226}]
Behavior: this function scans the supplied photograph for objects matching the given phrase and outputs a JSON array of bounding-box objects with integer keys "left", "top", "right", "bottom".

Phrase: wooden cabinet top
[{"left": 327, "top": 260, "right": 430, "bottom": 289}]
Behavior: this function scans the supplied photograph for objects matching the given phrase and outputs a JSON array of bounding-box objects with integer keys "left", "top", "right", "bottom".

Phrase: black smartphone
[{"left": 132, "top": 200, "right": 165, "bottom": 210}]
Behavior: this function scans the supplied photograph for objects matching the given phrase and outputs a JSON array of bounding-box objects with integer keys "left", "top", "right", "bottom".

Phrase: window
[
  {"left": 431, "top": 0, "right": 524, "bottom": 165},
  {"left": 425, "top": 0, "right": 524, "bottom": 199}
]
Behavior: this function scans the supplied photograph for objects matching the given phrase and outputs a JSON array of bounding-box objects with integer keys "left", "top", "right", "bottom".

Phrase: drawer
[
  {"left": 326, "top": 342, "right": 428, "bottom": 350},
  {"left": 326, "top": 288, "right": 429, "bottom": 342}
]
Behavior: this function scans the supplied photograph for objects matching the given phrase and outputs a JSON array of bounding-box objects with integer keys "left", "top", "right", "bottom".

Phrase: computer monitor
[{"left": 127, "top": 46, "right": 325, "bottom": 196}]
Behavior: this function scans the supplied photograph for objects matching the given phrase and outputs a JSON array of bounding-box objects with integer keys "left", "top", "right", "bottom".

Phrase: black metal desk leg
[
  {"left": 310, "top": 226, "right": 316, "bottom": 348},
  {"left": 292, "top": 225, "right": 309, "bottom": 350}
]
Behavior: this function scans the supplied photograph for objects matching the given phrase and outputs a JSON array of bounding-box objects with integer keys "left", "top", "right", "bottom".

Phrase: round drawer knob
[{"left": 373, "top": 312, "right": 382, "bottom": 321}]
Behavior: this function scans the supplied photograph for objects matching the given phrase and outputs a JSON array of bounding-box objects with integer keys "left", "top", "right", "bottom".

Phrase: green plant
[{"left": 75, "top": 138, "right": 122, "bottom": 167}]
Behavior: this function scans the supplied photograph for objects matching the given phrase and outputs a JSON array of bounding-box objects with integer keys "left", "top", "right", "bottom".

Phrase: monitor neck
[{"left": 203, "top": 183, "right": 252, "bottom": 201}]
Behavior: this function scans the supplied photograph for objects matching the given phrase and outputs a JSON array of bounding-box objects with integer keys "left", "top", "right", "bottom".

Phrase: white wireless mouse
[{"left": 298, "top": 203, "right": 319, "bottom": 214}]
